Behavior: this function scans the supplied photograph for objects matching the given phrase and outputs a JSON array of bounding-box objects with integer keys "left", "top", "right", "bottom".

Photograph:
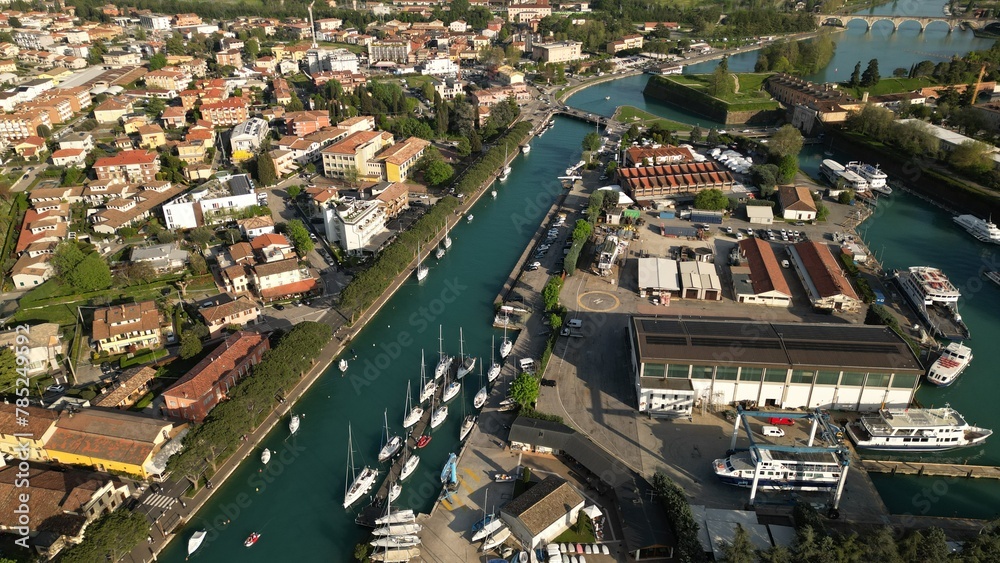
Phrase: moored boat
[
  {"left": 403, "top": 381, "right": 423, "bottom": 429},
  {"left": 473, "top": 386, "right": 487, "bottom": 409},
  {"left": 260, "top": 448, "right": 270, "bottom": 465},
  {"left": 953, "top": 214, "right": 1000, "bottom": 244},
  {"left": 499, "top": 324, "right": 513, "bottom": 359},
  {"left": 415, "top": 244, "right": 428, "bottom": 281},
  {"left": 415, "top": 434, "right": 432, "bottom": 448},
  {"left": 344, "top": 423, "right": 379, "bottom": 509},
  {"left": 846, "top": 405, "right": 992, "bottom": 452},
  {"left": 371, "top": 535, "right": 421, "bottom": 548},
  {"left": 521, "top": 144, "right": 531, "bottom": 154},
  {"left": 434, "top": 326, "right": 451, "bottom": 380},
  {"left": 713, "top": 448, "right": 843, "bottom": 491},
  {"left": 488, "top": 335, "right": 501, "bottom": 383},
  {"left": 986, "top": 270, "right": 1000, "bottom": 286},
  {"left": 456, "top": 328, "right": 475, "bottom": 379},
  {"left": 846, "top": 161, "right": 890, "bottom": 193},
  {"left": 894, "top": 266, "right": 969, "bottom": 340},
  {"left": 388, "top": 482, "right": 402, "bottom": 502},
  {"left": 400, "top": 449, "right": 420, "bottom": 480},
  {"left": 375, "top": 509, "right": 415, "bottom": 525},
  {"left": 187, "top": 530, "right": 206, "bottom": 558},
  {"left": 288, "top": 414, "right": 300, "bottom": 435},
  {"left": 339, "top": 359, "right": 349, "bottom": 373},
  {"left": 370, "top": 547, "right": 420, "bottom": 562},
  {"left": 373, "top": 523, "right": 422, "bottom": 536},
  {"left": 926, "top": 342, "right": 972, "bottom": 387},
  {"left": 378, "top": 410, "right": 402, "bottom": 462},
  {"left": 460, "top": 415, "right": 476, "bottom": 441}
]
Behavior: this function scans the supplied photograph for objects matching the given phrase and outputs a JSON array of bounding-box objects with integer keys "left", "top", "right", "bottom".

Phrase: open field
[{"left": 614, "top": 106, "right": 694, "bottom": 131}]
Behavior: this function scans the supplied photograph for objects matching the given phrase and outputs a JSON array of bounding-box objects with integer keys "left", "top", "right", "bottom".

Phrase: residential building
[
  {"left": 370, "top": 137, "right": 430, "bottom": 181},
  {"left": 230, "top": 117, "right": 270, "bottom": 154},
  {"left": 144, "top": 69, "right": 191, "bottom": 91},
  {"left": 607, "top": 34, "right": 643, "bottom": 54},
  {"left": 200, "top": 97, "right": 249, "bottom": 127},
  {"left": 139, "top": 13, "right": 172, "bottom": 30},
  {"left": 0, "top": 111, "right": 49, "bottom": 142},
  {"left": 251, "top": 259, "right": 318, "bottom": 300},
  {"left": 175, "top": 140, "right": 207, "bottom": 165},
  {"left": 44, "top": 409, "right": 175, "bottom": 479},
  {"left": 778, "top": 186, "right": 817, "bottom": 221},
  {"left": 368, "top": 39, "right": 411, "bottom": 63},
  {"left": 733, "top": 238, "right": 792, "bottom": 307},
  {"left": 11, "top": 254, "right": 54, "bottom": 288},
  {"left": 250, "top": 233, "right": 295, "bottom": 263},
  {"left": 91, "top": 301, "right": 162, "bottom": 354},
  {"left": 507, "top": 1, "right": 553, "bottom": 23},
  {"left": 788, "top": 241, "right": 861, "bottom": 312},
  {"left": 130, "top": 243, "right": 189, "bottom": 271},
  {"left": 321, "top": 130, "right": 394, "bottom": 179},
  {"left": 90, "top": 182, "right": 182, "bottom": 235},
  {"left": 419, "top": 57, "right": 459, "bottom": 76},
  {"left": 51, "top": 148, "right": 87, "bottom": 167},
  {"left": 0, "top": 404, "right": 58, "bottom": 462},
  {"left": 624, "top": 145, "right": 695, "bottom": 167},
  {"left": 162, "top": 175, "right": 260, "bottom": 230},
  {"left": 618, "top": 162, "right": 734, "bottom": 201},
  {"left": 323, "top": 198, "right": 389, "bottom": 255},
  {"left": 215, "top": 48, "right": 243, "bottom": 69},
  {"left": 0, "top": 323, "right": 62, "bottom": 376},
  {"left": 92, "top": 97, "right": 133, "bottom": 124},
  {"left": 495, "top": 65, "right": 524, "bottom": 85},
  {"left": 93, "top": 366, "right": 157, "bottom": 409},
  {"left": 197, "top": 294, "right": 262, "bottom": 337},
  {"left": 137, "top": 124, "right": 166, "bottom": 149},
  {"left": 221, "top": 263, "right": 252, "bottom": 294},
  {"left": 238, "top": 215, "right": 275, "bottom": 238},
  {"left": 500, "top": 476, "right": 585, "bottom": 549},
  {"left": 432, "top": 77, "right": 464, "bottom": 100},
  {"left": 284, "top": 110, "right": 331, "bottom": 137},
  {"left": 269, "top": 148, "right": 296, "bottom": 176},
  {"left": 93, "top": 150, "right": 160, "bottom": 184},
  {"left": 373, "top": 182, "right": 409, "bottom": 220},
  {"left": 628, "top": 316, "right": 922, "bottom": 414},
  {"left": 162, "top": 332, "right": 270, "bottom": 422},
  {"left": 103, "top": 50, "right": 140, "bottom": 67},
  {"left": 305, "top": 47, "right": 360, "bottom": 73},
  {"left": 532, "top": 41, "right": 583, "bottom": 63},
  {"left": 58, "top": 131, "right": 94, "bottom": 152}
]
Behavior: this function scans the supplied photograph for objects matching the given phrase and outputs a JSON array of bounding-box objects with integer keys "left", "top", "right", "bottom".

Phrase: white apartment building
[
  {"left": 420, "top": 57, "right": 459, "bottom": 76},
  {"left": 305, "top": 47, "right": 360, "bottom": 74},
  {"left": 162, "top": 175, "right": 260, "bottom": 230},
  {"left": 139, "top": 14, "right": 172, "bottom": 30},
  {"left": 230, "top": 117, "right": 270, "bottom": 154},
  {"left": 323, "top": 198, "right": 387, "bottom": 255}
]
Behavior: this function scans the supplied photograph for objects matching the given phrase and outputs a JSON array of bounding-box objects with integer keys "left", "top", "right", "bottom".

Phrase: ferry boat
[
  {"left": 713, "top": 448, "right": 843, "bottom": 491},
  {"left": 894, "top": 266, "right": 970, "bottom": 340},
  {"left": 953, "top": 214, "right": 1000, "bottom": 244},
  {"left": 926, "top": 342, "right": 972, "bottom": 387},
  {"left": 820, "top": 159, "right": 868, "bottom": 192},
  {"left": 846, "top": 161, "right": 891, "bottom": 194},
  {"left": 846, "top": 405, "right": 992, "bottom": 452}
]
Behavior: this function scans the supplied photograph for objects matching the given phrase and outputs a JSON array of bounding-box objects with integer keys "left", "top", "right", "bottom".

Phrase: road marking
[{"left": 462, "top": 467, "right": 480, "bottom": 483}]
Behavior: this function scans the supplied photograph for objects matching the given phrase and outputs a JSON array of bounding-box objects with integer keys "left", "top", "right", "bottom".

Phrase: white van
[
  {"left": 762, "top": 426, "right": 785, "bottom": 437},
  {"left": 518, "top": 358, "right": 536, "bottom": 373}
]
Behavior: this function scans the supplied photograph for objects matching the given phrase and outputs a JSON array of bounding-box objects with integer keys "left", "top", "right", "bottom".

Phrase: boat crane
[{"left": 728, "top": 406, "right": 851, "bottom": 517}]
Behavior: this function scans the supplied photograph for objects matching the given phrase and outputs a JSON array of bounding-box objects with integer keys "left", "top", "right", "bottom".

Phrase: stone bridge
[{"left": 814, "top": 13, "right": 998, "bottom": 32}]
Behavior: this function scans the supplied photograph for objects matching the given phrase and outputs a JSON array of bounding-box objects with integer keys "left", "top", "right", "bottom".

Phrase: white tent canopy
[{"left": 582, "top": 505, "right": 603, "bottom": 520}]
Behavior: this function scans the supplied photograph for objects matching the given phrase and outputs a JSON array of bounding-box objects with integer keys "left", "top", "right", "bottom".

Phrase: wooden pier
[{"left": 862, "top": 459, "right": 1000, "bottom": 479}]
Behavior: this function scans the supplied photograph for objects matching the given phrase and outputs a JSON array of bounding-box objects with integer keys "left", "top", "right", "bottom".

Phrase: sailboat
[
  {"left": 419, "top": 350, "right": 437, "bottom": 403},
  {"left": 403, "top": 381, "right": 423, "bottom": 429},
  {"left": 430, "top": 383, "right": 448, "bottom": 429},
  {"left": 344, "top": 423, "right": 378, "bottom": 509},
  {"left": 372, "top": 522, "right": 422, "bottom": 536},
  {"left": 442, "top": 359, "right": 461, "bottom": 403},
  {"left": 261, "top": 448, "right": 271, "bottom": 465},
  {"left": 378, "top": 410, "right": 402, "bottom": 462},
  {"left": 186, "top": 530, "right": 206, "bottom": 559},
  {"left": 499, "top": 146, "right": 511, "bottom": 182},
  {"left": 289, "top": 414, "right": 300, "bottom": 435},
  {"left": 461, "top": 377, "right": 477, "bottom": 441},
  {"left": 415, "top": 244, "right": 428, "bottom": 281},
  {"left": 499, "top": 324, "right": 512, "bottom": 359},
  {"left": 400, "top": 445, "right": 420, "bottom": 480},
  {"left": 473, "top": 360, "right": 487, "bottom": 410},
  {"left": 388, "top": 480, "right": 402, "bottom": 502},
  {"left": 370, "top": 547, "right": 421, "bottom": 562},
  {"left": 472, "top": 492, "right": 500, "bottom": 542},
  {"left": 375, "top": 508, "right": 415, "bottom": 525},
  {"left": 481, "top": 526, "right": 511, "bottom": 551},
  {"left": 435, "top": 244, "right": 445, "bottom": 259},
  {"left": 487, "top": 335, "right": 501, "bottom": 383},
  {"left": 434, "top": 326, "right": 451, "bottom": 380},
  {"left": 456, "top": 327, "right": 476, "bottom": 379},
  {"left": 371, "top": 535, "right": 420, "bottom": 548},
  {"left": 443, "top": 222, "right": 452, "bottom": 249}
]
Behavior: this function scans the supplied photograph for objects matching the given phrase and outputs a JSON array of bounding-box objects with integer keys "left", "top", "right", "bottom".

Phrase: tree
[
  {"left": 706, "top": 128, "right": 721, "bottom": 145},
  {"left": 768, "top": 125, "right": 804, "bottom": 159},
  {"left": 582, "top": 131, "right": 602, "bottom": 153},
  {"left": 777, "top": 154, "right": 798, "bottom": 184},
  {"left": 148, "top": 52, "right": 167, "bottom": 70},
  {"left": 189, "top": 252, "right": 208, "bottom": 275},
  {"left": 510, "top": 372, "right": 540, "bottom": 408},
  {"left": 861, "top": 58, "right": 880, "bottom": 87},
  {"left": 749, "top": 164, "right": 779, "bottom": 195},
  {"left": 950, "top": 140, "right": 993, "bottom": 174},
  {"left": 456, "top": 137, "right": 471, "bottom": 157},
  {"left": 838, "top": 190, "right": 855, "bottom": 204},
  {"left": 689, "top": 125, "right": 703, "bottom": 143},
  {"left": 693, "top": 189, "right": 729, "bottom": 210},
  {"left": 424, "top": 160, "right": 454, "bottom": 186},
  {"left": 285, "top": 91, "right": 305, "bottom": 112},
  {"left": 849, "top": 61, "right": 861, "bottom": 88},
  {"left": 709, "top": 59, "right": 735, "bottom": 98},
  {"left": 0, "top": 348, "right": 17, "bottom": 393},
  {"left": 285, "top": 219, "right": 315, "bottom": 255},
  {"left": 287, "top": 185, "right": 301, "bottom": 199},
  {"left": 720, "top": 524, "right": 755, "bottom": 563},
  {"left": 189, "top": 226, "right": 214, "bottom": 248},
  {"left": 179, "top": 330, "right": 203, "bottom": 359},
  {"left": 245, "top": 38, "right": 260, "bottom": 61},
  {"left": 36, "top": 124, "right": 51, "bottom": 138},
  {"left": 58, "top": 510, "right": 150, "bottom": 563},
  {"left": 52, "top": 243, "right": 111, "bottom": 292},
  {"left": 469, "top": 128, "right": 482, "bottom": 153}
]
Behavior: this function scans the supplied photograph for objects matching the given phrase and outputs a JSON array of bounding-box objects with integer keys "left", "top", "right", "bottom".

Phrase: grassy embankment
[{"left": 643, "top": 74, "right": 780, "bottom": 123}]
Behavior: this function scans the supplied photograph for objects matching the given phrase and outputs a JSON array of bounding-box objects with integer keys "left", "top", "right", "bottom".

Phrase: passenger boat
[
  {"left": 187, "top": 530, "right": 206, "bottom": 558},
  {"left": 846, "top": 405, "right": 992, "bottom": 452},
  {"left": 713, "top": 448, "right": 843, "bottom": 491},
  {"left": 260, "top": 448, "right": 271, "bottom": 465},
  {"left": 953, "top": 214, "right": 1000, "bottom": 244},
  {"left": 894, "top": 266, "right": 970, "bottom": 340},
  {"left": 244, "top": 532, "right": 261, "bottom": 548},
  {"left": 415, "top": 434, "right": 432, "bottom": 449},
  {"left": 926, "top": 342, "right": 973, "bottom": 387},
  {"left": 378, "top": 410, "right": 402, "bottom": 462},
  {"left": 846, "top": 161, "right": 890, "bottom": 194},
  {"left": 344, "top": 423, "right": 379, "bottom": 509}
]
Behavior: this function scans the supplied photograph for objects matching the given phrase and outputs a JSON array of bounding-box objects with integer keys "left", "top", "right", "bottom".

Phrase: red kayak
[
  {"left": 416, "top": 434, "right": 432, "bottom": 448},
  {"left": 244, "top": 532, "right": 260, "bottom": 547}
]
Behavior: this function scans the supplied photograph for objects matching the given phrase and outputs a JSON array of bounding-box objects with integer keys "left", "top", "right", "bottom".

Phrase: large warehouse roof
[{"left": 631, "top": 316, "right": 922, "bottom": 372}]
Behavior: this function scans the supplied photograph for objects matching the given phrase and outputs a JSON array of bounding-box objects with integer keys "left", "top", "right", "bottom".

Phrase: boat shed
[
  {"left": 677, "top": 261, "right": 722, "bottom": 300},
  {"left": 628, "top": 316, "right": 924, "bottom": 412},
  {"left": 500, "top": 476, "right": 585, "bottom": 550},
  {"left": 734, "top": 238, "right": 792, "bottom": 307},
  {"left": 637, "top": 257, "right": 680, "bottom": 299},
  {"left": 745, "top": 205, "right": 774, "bottom": 225},
  {"left": 788, "top": 241, "right": 861, "bottom": 312}
]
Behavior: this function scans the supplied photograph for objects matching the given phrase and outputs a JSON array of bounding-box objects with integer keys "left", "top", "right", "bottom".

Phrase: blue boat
[
  {"left": 471, "top": 513, "right": 496, "bottom": 533},
  {"left": 440, "top": 453, "right": 457, "bottom": 485}
]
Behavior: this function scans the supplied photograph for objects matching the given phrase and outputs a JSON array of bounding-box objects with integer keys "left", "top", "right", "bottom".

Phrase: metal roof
[{"left": 631, "top": 316, "right": 923, "bottom": 372}]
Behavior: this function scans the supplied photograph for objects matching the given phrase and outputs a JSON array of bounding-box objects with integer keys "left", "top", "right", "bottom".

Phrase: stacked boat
[{"left": 370, "top": 509, "right": 421, "bottom": 562}]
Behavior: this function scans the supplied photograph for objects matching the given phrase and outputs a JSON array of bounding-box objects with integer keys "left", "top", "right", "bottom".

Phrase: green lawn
[
  {"left": 842, "top": 76, "right": 937, "bottom": 97},
  {"left": 553, "top": 515, "right": 597, "bottom": 543},
  {"left": 671, "top": 73, "right": 774, "bottom": 102},
  {"left": 120, "top": 348, "right": 169, "bottom": 368},
  {"left": 614, "top": 106, "right": 693, "bottom": 131}
]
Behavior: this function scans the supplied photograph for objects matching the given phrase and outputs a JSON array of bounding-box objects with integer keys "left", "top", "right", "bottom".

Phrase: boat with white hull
[
  {"left": 953, "top": 214, "right": 1000, "bottom": 244},
  {"left": 460, "top": 415, "right": 476, "bottom": 441},
  {"left": 429, "top": 384, "right": 447, "bottom": 429},
  {"left": 434, "top": 326, "right": 451, "bottom": 380},
  {"left": 472, "top": 518, "right": 504, "bottom": 542},
  {"left": 481, "top": 527, "right": 511, "bottom": 552},
  {"left": 846, "top": 161, "right": 890, "bottom": 194},
  {"left": 499, "top": 324, "right": 512, "bottom": 359},
  {"left": 371, "top": 535, "right": 421, "bottom": 548},
  {"left": 187, "top": 530, "right": 206, "bottom": 558},
  {"left": 288, "top": 414, "right": 300, "bottom": 435},
  {"left": 378, "top": 410, "right": 402, "bottom": 462},
  {"left": 375, "top": 510, "right": 415, "bottom": 525},
  {"left": 487, "top": 335, "right": 501, "bottom": 383},
  {"left": 403, "top": 381, "right": 423, "bottom": 429},
  {"left": 846, "top": 405, "right": 992, "bottom": 452},
  {"left": 371, "top": 547, "right": 420, "bottom": 562},
  {"left": 373, "top": 523, "right": 422, "bottom": 536},
  {"left": 415, "top": 245, "right": 428, "bottom": 281},
  {"left": 456, "top": 328, "right": 475, "bottom": 379},
  {"left": 713, "top": 448, "right": 843, "bottom": 491},
  {"left": 894, "top": 266, "right": 969, "bottom": 340},
  {"left": 926, "top": 342, "right": 972, "bottom": 387},
  {"left": 344, "top": 424, "right": 378, "bottom": 509}
]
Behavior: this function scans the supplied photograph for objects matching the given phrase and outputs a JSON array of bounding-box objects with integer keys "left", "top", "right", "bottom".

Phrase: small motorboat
[
  {"left": 492, "top": 189, "right": 497, "bottom": 198},
  {"left": 926, "top": 342, "right": 972, "bottom": 387},
  {"left": 186, "top": 530, "right": 206, "bottom": 559},
  {"left": 416, "top": 434, "right": 432, "bottom": 448},
  {"left": 436, "top": 245, "right": 445, "bottom": 259},
  {"left": 467, "top": 214, "right": 474, "bottom": 222},
  {"left": 604, "top": 96, "right": 611, "bottom": 100},
  {"left": 244, "top": 532, "right": 260, "bottom": 548},
  {"left": 339, "top": 359, "right": 348, "bottom": 373},
  {"left": 260, "top": 448, "right": 271, "bottom": 465},
  {"left": 289, "top": 414, "right": 300, "bottom": 435},
  {"left": 493, "top": 472, "right": 515, "bottom": 482}
]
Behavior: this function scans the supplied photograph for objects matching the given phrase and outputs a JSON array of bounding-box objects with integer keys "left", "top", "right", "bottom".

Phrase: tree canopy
[
  {"left": 285, "top": 219, "right": 315, "bottom": 256},
  {"left": 582, "top": 132, "right": 603, "bottom": 152},
  {"left": 52, "top": 242, "right": 112, "bottom": 292},
  {"left": 693, "top": 189, "right": 729, "bottom": 210},
  {"left": 768, "top": 125, "right": 804, "bottom": 159},
  {"left": 510, "top": 372, "right": 540, "bottom": 408}
]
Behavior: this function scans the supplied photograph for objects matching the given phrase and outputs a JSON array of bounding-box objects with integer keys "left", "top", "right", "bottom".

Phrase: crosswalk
[{"left": 143, "top": 493, "right": 176, "bottom": 511}]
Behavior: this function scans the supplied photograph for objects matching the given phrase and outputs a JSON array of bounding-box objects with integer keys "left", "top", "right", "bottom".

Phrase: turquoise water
[{"left": 161, "top": 117, "right": 594, "bottom": 562}]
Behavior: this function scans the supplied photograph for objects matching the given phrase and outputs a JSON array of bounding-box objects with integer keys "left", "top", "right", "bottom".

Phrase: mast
[{"left": 345, "top": 423, "right": 355, "bottom": 498}]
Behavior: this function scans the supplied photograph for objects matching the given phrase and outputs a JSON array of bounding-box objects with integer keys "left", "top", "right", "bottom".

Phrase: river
[{"left": 162, "top": 118, "right": 594, "bottom": 562}]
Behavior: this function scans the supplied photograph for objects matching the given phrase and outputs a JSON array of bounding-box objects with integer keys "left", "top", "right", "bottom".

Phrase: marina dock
[{"left": 861, "top": 459, "right": 1000, "bottom": 479}]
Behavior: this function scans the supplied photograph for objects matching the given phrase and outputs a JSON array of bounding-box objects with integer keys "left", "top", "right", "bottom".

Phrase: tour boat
[
  {"left": 415, "top": 434, "right": 432, "bottom": 448},
  {"left": 456, "top": 328, "right": 476, "bottom": 379},
  {"left": 415, "top": 244, "right": 428, "bottom": 281},
  {"left": 370, "top": 547, "right": 421, "bottom": 562},
  {"left": 434, "top": 326, "right": 451, "bottom": 380},
  {"left": 388, "top": 481, "right": 402, "bottom": 503},
  {"left": 339, "top": 359, "right": 348, "bottom": 373},
  {"left": 371, "top": 535, "right": 421, "bottom": 548},
  {"left": 289, "top": 414, "right": 300, "bottom": 435},
  {"left": 926, "top": 342, "right": 973, "bottom": 387},
  {"left": 375, "top": 509, "right": 415, "bottom": 525},
  {"left": 187, "top": 530, "right": 206, "bottom": 558},
  {"left": 713, "top": 448, "right": 844, "bottom": 491},
  {"left": 378, "top": 410, "right": 402, "bottom": 462},
  {"left": 953, "top": 214, "right": 1000, "bottom": 244},
  {"left": 400, "top": 448, "right": 420, "bottom": 480},
  {"left": 373, "top": 523, "right": 422, "bottom": 536},
  {"left": 460, "top": 415, "right": 476, "bottom": 441},
  {"left": 403, "top": 381, "right": 423, "bottom": 429},
  {"left": 260, "top": 448, "right": 271, "bottom": 465},
  {"left": 344, "top": 423, "right": 378, "bottom": 509},
  {"left": 895, "top": 266, "right": 969, "bottom": 340},
  {"left": 244, "top": 532, "right": 260, "bottom": 548},
  {"left": 488, "top": 336, "right": 501, "bottom": 383},
  {"left": 846, "top": 161, "right": 890, "bottom": 194},
  {"left": 846, "top": 405, "right": 992, "bottom": 452},
  {"left": 499, "top": 324, "right": 513, "bottom": 359},
  {"left": 420, "top": 350, "right": 437, "bottom": 403}
]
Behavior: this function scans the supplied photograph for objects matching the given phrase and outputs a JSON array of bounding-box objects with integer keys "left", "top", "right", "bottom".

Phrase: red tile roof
[
  {"left": 163, "top": 331, "right": 266, "bottom": 402},
  {"left": 45, "top": 409, "right": 171, "bottom": 466},
  {"left": 738, "top": 238, "right": 791, "bottom": 297},
  {"left": 0, "top": 403, "right": 58, "bottom": 440},
  {"left": 250, "top": 232, "right": 291, "bottom": 250},
  {"left": 93, "top": 149, "right": 157, "bottom": 167},
  {"left": 794, "top": 241, "right": 858, "bottom": 300},
  {"left": 779, "top": 186, "right": 817, "bottom": 213},
  {"left": 259, "top": 278, "right": 317, "bottom": 299}
]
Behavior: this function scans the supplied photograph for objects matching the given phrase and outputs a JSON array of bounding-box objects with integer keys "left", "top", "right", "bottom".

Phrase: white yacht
[
  {"left": 434, "top": 326, "right": 451, "bottom": 380},
  {"left": 846, "top": 161, "right": 890, "bottom": 194},
  {"left": 435, "top": 245, "right": 445, "bottom": 259},
  {"left": 460, "top": 415, "right": 476, "bottom": 441},
  {"left": 387, "top": 482, "right": 402, "bottom": 502},
  {"left": 370, "top": 547, "right": 420, "bottom": 562},
  {"left": 521, "top": 144, "right": 530, "bottom": 154},
  {"left": 289, "top": 414, "right": 300, "bottom": 435},
  {"left": 487, "top": 335, "right": 501, "bottom": 383},
  {"left": 339, "top": 359, "right": 348, "bottom": 373},
  {"left": 371, "top": 535, "right": 420, "bottom": 548},
  {"left": 375, "top": 509, "right": 415, "bottom": 525},
  {"left": 403, "top": 381, "right": 423, "bottom": 429},
  {"left": 443, "top": 222, "right": 452, "bottom": 249},
  {"left": 442, "top": 365, "right": 461, "bottom": 403},
  {"left": 926, "top": 342, "right": 973, "bottom": 387},
  {"left": 456, "top": 328, "right": 476, "bottom": 379},
  {"left": 429, "top": 385, "right": 447, "bottom": 429},
  {"left": 378, "top": 410, "right": 402, "bottom": 462},
  {"left": 895, "top": 266, "right": 969, "bottom": 340},
  {"left": 499, "top": 324, "right": 513, "bottom": 359},
  {"left": 400, "top": 448, "right": 420, "bottom": 480},
  {"left": 261, "top": 448, "right": 271, "bottom": 465},
  {"left": 713, "top": 448, "right": 843, "bottom": 491},
  {"left": 953, "top": 214, "right": 1000, "bottom": 244},
  {"left": 344, "top": 424, "right": 378, "bottom": 509},
  {"left": 373, "top": 523, "right": 422, "bottom": 536},
  {"left": 415, "top": 245, "right": 428, "bottom": 281},
  {"left": 419, "top": 350, "right": 437, "bottom": 403},
  {"left": 846, "top": 405, "right": 992, "bottom": 452},
  {"left": 500, "top": 146, "right": 511, "bottom": 181}
]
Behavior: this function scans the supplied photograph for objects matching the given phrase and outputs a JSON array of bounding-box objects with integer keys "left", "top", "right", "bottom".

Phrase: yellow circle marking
[{"left": 577, "top": 291, "right": 620, "bottom": 312}]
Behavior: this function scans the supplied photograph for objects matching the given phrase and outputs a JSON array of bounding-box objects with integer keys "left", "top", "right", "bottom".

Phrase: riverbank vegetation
[
  {"left": 755, "top": 34, "right": 837, "bottom": 75},
  {"left": 644, "top": 74, "right": 780, "bottom": 123}
]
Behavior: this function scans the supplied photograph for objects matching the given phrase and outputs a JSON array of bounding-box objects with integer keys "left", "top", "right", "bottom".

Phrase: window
[
  {"left": 866, "top": 373, "right": 890, "bottom": 387},
  {"left": 764, "top": 369, "right": 787, "bottom": 382},
  {"left": 790, "top": 370, "right": 814, "bottom": 384},
  {"left": 692, "top": 365, "right": 714, "bottom": 379},
  {"left": 816, "top": 370, "right": 839, "bottom": 385},
  {"left": 890, "top": 373, "right": 917, "bottom": 389},
  {"left": 715, "top": 366, "right": 738, "bottom": 380},
  {"left": 666, "top": 364, "right": 690, "bottom": 379},
  {"left": 739, "top": 367, "right": 763, "bottom": 381},
  {"left": 643, "top": 363, "right": 665, "bottom": 378},
  {"left": 841, "top": 371, "right": 865, "bottom": 386}
]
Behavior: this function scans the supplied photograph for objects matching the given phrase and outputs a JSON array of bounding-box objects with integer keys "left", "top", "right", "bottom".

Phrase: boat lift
[{"left": 728, "top": 406, "right": 851, "bottom": 517}]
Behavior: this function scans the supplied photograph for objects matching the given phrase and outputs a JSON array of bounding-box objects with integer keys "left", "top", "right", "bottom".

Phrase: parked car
[
  {"left": 541, "top": 379, "right": 557, "bottom": 387},
  {"left": 769, "top": 417, "right": 795, "bottom": 426},
  {"left": 566, "top": 319, "right": 583, "bottom": 328},
  {"left": 46, "top": 385, "right": 65, "bottom": 393},
  {"left": 527, "top": 261, "right": 541, "bottom": 271},
  {"left": 274, "top": 304, "right": 285, "bottom": 311}
]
